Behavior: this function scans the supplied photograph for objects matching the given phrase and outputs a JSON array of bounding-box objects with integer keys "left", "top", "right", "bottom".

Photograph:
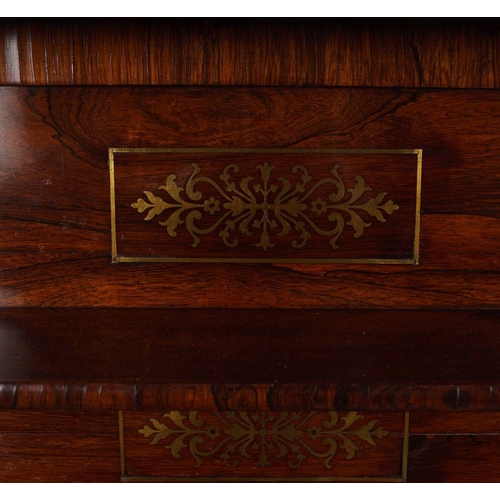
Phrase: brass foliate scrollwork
[
  {"left": 131, "top": 162, "right": 399, "bottom": 250},
  {"left": 138, "top": 411, "right": 389, "bottom": 469}
]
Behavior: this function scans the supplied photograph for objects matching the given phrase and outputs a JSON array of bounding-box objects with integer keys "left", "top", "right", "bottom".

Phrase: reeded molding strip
[
  {"left": 4, "top": 384, "right": 496, "bottom": 412},
  {"left": 109, "top": 148, "right": 422, "bottom": 264}
]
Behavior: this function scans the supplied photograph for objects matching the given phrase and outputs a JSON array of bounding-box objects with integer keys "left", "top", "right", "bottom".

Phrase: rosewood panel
[
  {"left": 0, "top": 20, "right": 499, "bottom": 88},
  {"left": 409, "top": 412, "right": 500, "bottom": 434},
  {"left": 407, "top": 435, "right": 500, "bottom": 482},
  {"left": 0, "top": 410, "right": 120, "bottom": 482},
  {"left": 113, "top": 148, "right": 419, "bottom": 263},
  {"left": 121, "top": 410, "right": 406, "bottom": 481},
  {"left": 2, "top": 18, "right": 500, "bottom": 484},
  {"left": 1, "top": 87, "right": 500, "bottom": 307},
  {"left": 0, "top": 434, "right": 120, "bottom": 482},
  {"left": 0, "top": 410, "right": 118, "bottom": 434}
]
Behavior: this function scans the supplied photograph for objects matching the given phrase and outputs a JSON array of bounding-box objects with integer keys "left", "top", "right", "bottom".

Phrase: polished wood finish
[
  {"left": 0, "top": 410, "right": 120, "bottom": 482},
  {"left": 3, "top": 409, "right": 500, "bottom": 482},
  {"left": 0, "top": 19, "right": 499, "bottom": 88},
  {"left": 2, "top": 19, "right": 500, "bottom": 482},
  {"left": 122, "top": 410, "right": 405, "bottom": 480},
  {"left": 4, "top": 383, "right": 500, "bottom": 413},
  {"left": 1, "top": 308, "right": 500, "bottom": 412},
  {"left": 0, "top": 434, "right": 120, "bottom": 482},
  {"left": 114, "top": 149, "right": 417, "bottom": 262},
  {"left": 408, "top": 412, "right": 500, "bottom": 481},
  {"left": 0, "top": 410, "right": 118, "bottom": 433},
  {"left": 409, "top": 412, "right": 500, "bottom": 434},
  {"left": 408, "top": 435, "right": 500, "bottom": 482},
  {"left": 1, "top": 86, "right": 500, "bottom": 307}
]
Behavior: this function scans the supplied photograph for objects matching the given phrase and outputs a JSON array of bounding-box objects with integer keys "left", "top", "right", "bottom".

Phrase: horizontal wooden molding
[{"left": 2, "top": 383, "right": 500, "bottom": 412}]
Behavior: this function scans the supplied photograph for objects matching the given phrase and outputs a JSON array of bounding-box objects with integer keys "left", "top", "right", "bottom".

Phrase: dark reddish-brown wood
[
  {"left": 0, "top": 410, "right": 118, "bottom": 434},
  {"left": 0, "top": 308, "right": 500, "bottom": 412},
  {"left": 122, "top": 410, "right": 405, "bottom": 480},
  {"left": 0, "top": 434, "right": 120, "bottom": 482},
  {"left": 408, "top": 435, "right": 500, "bottom": 482},
  {"left": 2, "top": 19, "right": 500, "bottom": 482},
  {"left": 407, "top": 413, "right": 500, "bottom": 482},
  {"left": 3, "top": 383, "right": 499, "bottom": 412},
  {"left": 1, "top": 87, "right": 500, "bottom": 307},
  {"left": 409, "top": 412, "right": 500, "bottom": 435},
  {"left": 0, "top": 410, "right": 120, "bottom": 482},
  {"left": 114, "top": 150, "right": 417, "bottom": 262},
  {"left": 0, "top": 19, "right": 499, "bottom": 88}
]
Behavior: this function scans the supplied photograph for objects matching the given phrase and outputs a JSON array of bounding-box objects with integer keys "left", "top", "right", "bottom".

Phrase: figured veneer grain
[
  {"left": 408, "top": 435, "right": 500, "bottom": 482},
  {"left": 407, "top": 413, "right": 500, "bottom": 482},
  {"left": 409, "top": 412, "right": 500, "bottom": 434},
  {"left": 0, "top": 434, "right": 120, "bottom": 482},
  {"left": 1, "top": 18, "right": 499, "bottom": 484},
  {"left": 0, "top": 410, "right": 120, "bottom": 482},
  {"left": 0, "top": 19, "right": 499, "bottom": 88},
  {"left": 0, "top": 410, "right": 118, "bottom": 434},
  {"left": 1, "top": 87, "right": 500, "bottom": 307}
]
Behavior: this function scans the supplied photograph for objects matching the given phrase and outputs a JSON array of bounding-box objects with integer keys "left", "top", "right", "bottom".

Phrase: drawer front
[
  {"left": 112, "top": 148, "right": 420, "bottom": 264},
  {"left": 120, "top": 410, "right": 408, "bottom": 481},
  {"left": 2, "top": 86, "right": 500, "bottom": 308},
  {"left": 4, "top": 409, "right": 500, "bottom": 482}
]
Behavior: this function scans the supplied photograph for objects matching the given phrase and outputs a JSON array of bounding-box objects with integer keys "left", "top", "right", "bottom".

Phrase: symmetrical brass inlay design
[
  {"left": 131, "top": 162, "right": 399, "bottom": 251},
  {"left": 138, "top": 411, "right": 389, "bottom": 469}
]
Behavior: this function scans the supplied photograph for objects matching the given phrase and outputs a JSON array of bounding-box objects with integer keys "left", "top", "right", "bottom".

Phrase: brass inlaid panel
[
  {"left": 110, "top": 148, "right": 421, "bottom": 264},
  {"left": 138, "top": 411, "right": 389, "bottom": 468},
  {"left": 120, "top": 410, "right": 409, "bottom": 481}
]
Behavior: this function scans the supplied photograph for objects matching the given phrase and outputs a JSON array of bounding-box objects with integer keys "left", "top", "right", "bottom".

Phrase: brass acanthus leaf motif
[
  {"left": 138, "top": 411, "right": 389, "bottom": 469},
  {"left": 131, "top": 162, "right": 399, "bottom": 250}
]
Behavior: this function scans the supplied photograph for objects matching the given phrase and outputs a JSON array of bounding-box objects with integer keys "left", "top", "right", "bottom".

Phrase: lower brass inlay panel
[
  {"left": 120, "top": 410, "right": 408, "bottom": 482},
  {"left": 137, "top": 411, "right": 389, "bottom": 469},
  {"left": 110, "top": 148, "right": 421, "bottom": 264}
]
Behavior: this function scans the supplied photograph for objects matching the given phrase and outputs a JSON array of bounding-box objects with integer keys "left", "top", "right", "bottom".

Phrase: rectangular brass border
[
  {"left": 402, "top": 411, "right": 410, "bottom": 482},
  {"left": 119, "top": 410, "right": 125, "bottom": 477},
  {"left": 118, "top": 410, "right": 410, "bottom": 483},
  {"left": 109, "top": 148, "right": 422, "bottom": 265}
]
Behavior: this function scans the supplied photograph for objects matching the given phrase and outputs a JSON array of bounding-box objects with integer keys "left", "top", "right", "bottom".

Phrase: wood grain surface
[
  {"left": 2, "top": 18, "right": 500, "bottom": 484},
  {"left": 113, "top": 149, "right": 418, "bottom": 262},
  {"left": 408, "top": 435, "right": 500, "bottom": 482},
  {"left": 0, "top": 19, "right": 499, "bottom": 87},
  {"left": 122, "top": 410, "right": 405, "bottom": 480},
  {"left": 0, "top": 86, "right": 499, "bottom": 307},
  {"left": 1, "top": 308, "right": 500, "bottom": 411},
  {"left": 2, "top": 408, "right": 500, "bottom": 482},
  {"left": 4, "top": 383, "right": 499, "bottom": 412},
  {"left": 409, "top": 412, "right": 500, "bottom": 434},
  {"left": 0, "top": 410, "right": 120, "bottom": 482}
]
